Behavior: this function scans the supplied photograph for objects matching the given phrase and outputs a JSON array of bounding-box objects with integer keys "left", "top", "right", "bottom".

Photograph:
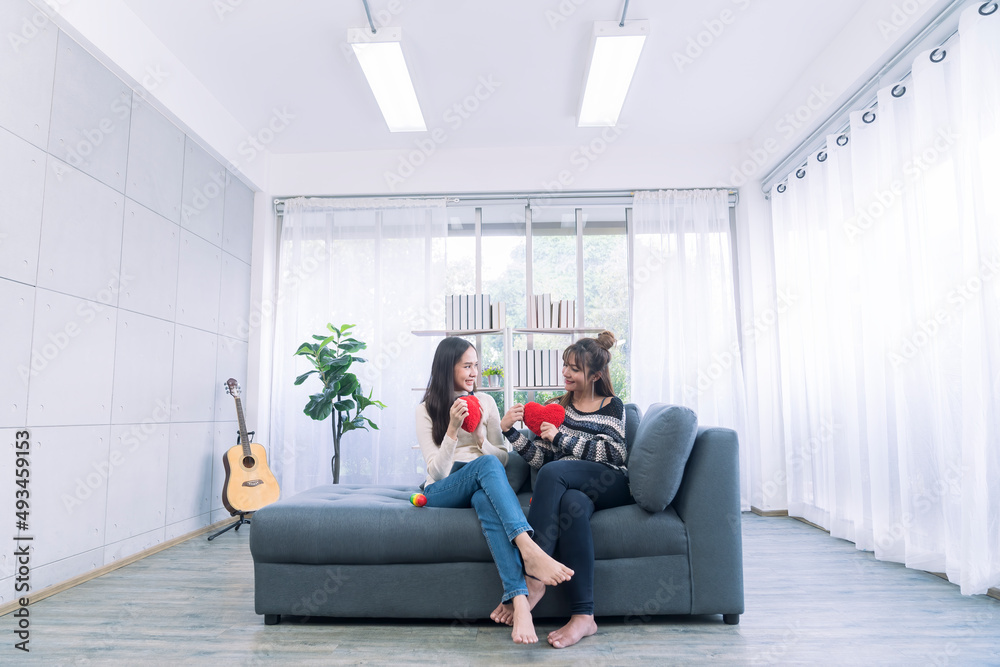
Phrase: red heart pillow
[
  {"left": 458, "top": 395, "right": 482, "bottom": 432},
  {"left": 523, "top": 402, "right": 566, "bottom": 437}
]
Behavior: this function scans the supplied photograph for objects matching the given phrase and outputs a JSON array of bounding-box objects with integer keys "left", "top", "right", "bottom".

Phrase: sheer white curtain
[
  {"left": 631, "top": 189, "right": 750, "bottom": 509},
  {"left": 269, "top": 197, "right": 448, "bottom": 497},
  {"left": 767, "top": 4, "right": 999, "bottom": 594}
]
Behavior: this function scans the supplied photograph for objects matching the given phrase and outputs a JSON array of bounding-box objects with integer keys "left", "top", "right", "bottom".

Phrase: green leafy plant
[{"left": 294, "top": 323, "right": 386, "bottom": 483}]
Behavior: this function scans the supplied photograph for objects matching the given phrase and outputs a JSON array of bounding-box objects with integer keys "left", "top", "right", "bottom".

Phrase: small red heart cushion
[
  {"left": 523, "top": 402, "right": 566, "bottom": 437},
  {"left": 458, "top": 395, "right": 482, "bottom": 432}
]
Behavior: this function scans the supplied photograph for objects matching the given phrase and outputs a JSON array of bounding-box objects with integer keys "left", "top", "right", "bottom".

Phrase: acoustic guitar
[{"left": 222, "top": 378, "right": 280, "bottom": 513}]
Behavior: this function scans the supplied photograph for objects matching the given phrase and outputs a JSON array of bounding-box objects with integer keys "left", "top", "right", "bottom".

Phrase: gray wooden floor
[{"left": 5, "top": 513, "right": 999, "bottom": 666}]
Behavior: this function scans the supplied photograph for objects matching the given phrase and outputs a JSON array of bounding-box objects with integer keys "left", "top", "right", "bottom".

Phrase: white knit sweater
[{"left": 415, "top": 391, "right": 509, "bottom": 489}]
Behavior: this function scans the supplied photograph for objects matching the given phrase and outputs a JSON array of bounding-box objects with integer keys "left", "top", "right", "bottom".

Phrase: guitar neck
[{"left": 234, "top": 396, "right": 252, "bottom": 457}]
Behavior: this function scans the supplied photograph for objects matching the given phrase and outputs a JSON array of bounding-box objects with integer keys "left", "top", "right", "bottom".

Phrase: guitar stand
[
  {"left": 208, "top": 428, "right": 257, "bottom": 542},
  {"left": 207, "top": 510, "right": 252, "bottom": 541}
]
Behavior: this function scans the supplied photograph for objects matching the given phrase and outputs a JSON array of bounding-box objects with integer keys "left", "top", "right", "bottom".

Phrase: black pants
[{"left": 527, "top": 459, "right": 632, "bottom": 615}]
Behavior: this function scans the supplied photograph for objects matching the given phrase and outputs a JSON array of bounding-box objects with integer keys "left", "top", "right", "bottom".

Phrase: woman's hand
[
  {"left": 539, "top": 421, "right": 558, "bottom": 442},
  {"left": 446, "top": 398, "right": 469, "bottom": 439},
  {"left": 500, "top": 404, "right": 524, "bottom": 431}
]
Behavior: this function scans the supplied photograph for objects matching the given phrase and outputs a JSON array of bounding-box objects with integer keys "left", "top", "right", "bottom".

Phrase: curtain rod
[
  {"left": 273, "top": 189, "right": 739, "bottom": 215},
  {"left": 760, "top": 0, "right": 974, "bottom": 194}
]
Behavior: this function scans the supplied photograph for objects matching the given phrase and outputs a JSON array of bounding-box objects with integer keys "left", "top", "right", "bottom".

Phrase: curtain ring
[
  {"left": 836, "top": 134, "right": 849, "bottom": 146},
  {"left": 817, "top": 151, "right": 827, "bottom": 162},
  {"left": 980, "top": 2, "right": 998, "bottom": 16},
  {"left": 930, "top": 48, "right": 946, "bottom": 63},
  {"left": 862, "top": 110, "right": 876, "bottom": 124},
  {"left": 891, "top": 84, "right": 906, "bottom": 98},
  {"left": 777, "top": 183, "right": 787, "bottom": 193},
  {"left": 796, "top": 168, "right": 806, "bottom": 179}
]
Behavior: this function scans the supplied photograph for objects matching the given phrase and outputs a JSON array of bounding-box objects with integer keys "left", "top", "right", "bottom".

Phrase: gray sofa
[{"left": 249, "top": 404, "right": 744, "bottom": 625}]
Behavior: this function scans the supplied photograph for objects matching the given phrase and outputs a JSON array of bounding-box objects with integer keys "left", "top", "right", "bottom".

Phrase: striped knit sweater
[{"left": 503, "top": 396, "right": 627, "bottom": 474}]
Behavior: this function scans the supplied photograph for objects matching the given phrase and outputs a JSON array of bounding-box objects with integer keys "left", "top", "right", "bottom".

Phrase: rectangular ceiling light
[
  {"left": 578, "top": 20, "right": 649, "bottom": 127},
  {"left": 348, "top": 27, "right": 426, "bottom": 132}
]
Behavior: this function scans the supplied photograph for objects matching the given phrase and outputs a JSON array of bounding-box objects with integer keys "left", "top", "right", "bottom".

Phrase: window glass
[
  {"left": 582, "top": 207, "right": 629, "bottom": 401},
  {"left": 442, "top": 200, "right": 633, "bottom": 406},
  {"left": 445, "top": 206, "right": 475, "bottom": 305},
  {"left": 479, "top": 205, "right": 527, "bottom": 413}
]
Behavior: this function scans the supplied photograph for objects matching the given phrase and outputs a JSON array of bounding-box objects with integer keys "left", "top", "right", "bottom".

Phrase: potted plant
[
  {"left": 294, "top": 323, "right": 386, "bottom": 483},
  {"left": 482, "top": 366, "right": 503, "bottom": 388}
]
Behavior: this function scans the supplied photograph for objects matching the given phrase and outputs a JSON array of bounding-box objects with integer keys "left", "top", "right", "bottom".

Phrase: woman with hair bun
[{"left": 496, "top": 330, "right": 631, "bottom": 648}]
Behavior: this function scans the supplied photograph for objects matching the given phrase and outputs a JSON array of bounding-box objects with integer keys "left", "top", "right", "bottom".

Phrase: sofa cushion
[
  {"left": 626, "top": 404, "right": 698, "bottom": 512},
  {"left": 251, "top": 484, "right": 493, "bottom": 565},
  {"left": 251, "top": 485, "right": 689, "bottom": 565},
  {"left": 624, "top": 402, "right": 643, "bottom": 456},
  {"left": 504, "top": 452, "right": 530, "bottom": 494}
]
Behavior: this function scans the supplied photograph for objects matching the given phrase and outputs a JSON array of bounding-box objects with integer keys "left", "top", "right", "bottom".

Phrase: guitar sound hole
[{"left": 242, "top": 456, "right": 256, "bottom": 468}]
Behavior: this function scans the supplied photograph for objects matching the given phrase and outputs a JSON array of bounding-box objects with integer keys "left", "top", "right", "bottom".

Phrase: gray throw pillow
[{"left": 626, "top": 404, "right": 698, "bottom": 512}]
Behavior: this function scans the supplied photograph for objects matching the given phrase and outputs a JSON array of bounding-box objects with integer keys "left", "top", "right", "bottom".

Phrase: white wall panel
[
  {"left": 47, "top": 31, "right": 131, "bottom": 192},
  {"left": 222, "top": 176, "right": 254, "bottom": 263},
  {"left": 166, "top": 422, "right": 214, "bottom": 524},
  {"left": 125, "top": 96, "right": 184, "bottom": 222},
  {"left": 30, "top": 425, "right": 111, "bottom": 566},
  {"left": 0, "top": 280, "right": 34, "bottom": 427},
  {"left": 164, "top": 515, "right": 211, "bottom": 541},
  {"left": 118, "top": 198, "right": 179, "bottom": 321},
  {"left": 0, "top": 576, "right": 12, "bottom": 606},
  {"left": 36, "top": 161, "right": 125, "bottom": 303},
  {"left": 218, "top": 253, "right": 250, "bottom": 340},
  {"left": 31, "top": 548, "right": 106, "bottom": 593},
  {"left": 111, "top": 311, "right": 174, "bottom": 425},
  {"left": 216, "top": 337, "right": 249, "bottom": 422},
  {"left": 27, "top": 289, "right": 117, "bottom": 426},
  {"left": 103, "top": 528, "right": 165, "bottom": 567},
  {"left": 0, "top": 430, "right": 15, "bottom": 586},
  {"left": 0, "top": 0, "right": 57, "bottom": 149},
  {"left": 0, "top": 128, "right": 46, "bottom": 284},
  {"left": 181, "top": 138, "right": 226, "bottom": 245},
  {"left": 212, "top": 421, "right": 239, "bottom": 514},
  {"left": 105, "top": 422, "right": 168, "bottom": 543},
  {"left": 175, "top": 230, "right": 221, "bottom": 332},
  {"left": 170, "top": 324, "right": 218, "bottom": 423}
]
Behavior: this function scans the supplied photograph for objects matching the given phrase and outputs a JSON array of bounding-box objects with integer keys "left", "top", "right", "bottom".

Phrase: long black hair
[
  {"left": 422, "top": 337, "right": 477, "bottom": 445},
  {"left": 550, "top": 330, "right": 616, "bottom": 408}
]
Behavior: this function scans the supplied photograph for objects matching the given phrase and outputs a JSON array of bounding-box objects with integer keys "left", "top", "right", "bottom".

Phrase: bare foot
[
  {"left": 510, "top": 595, "right": 537, "bottom": 644},
  {"left": 490, "top": 602, "right": 513, "bottom": 626},
  {"left": 526, "top": 574, "right": 546, "bottom": 611},
  {"left": 547, "top": 614, "right": 597, "bottom": 648},
  {"left": 514, "top": 534, "right": 573, "bottom": 586}
]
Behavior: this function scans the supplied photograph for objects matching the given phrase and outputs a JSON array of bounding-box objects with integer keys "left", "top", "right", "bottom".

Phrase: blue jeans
[
  {"left": 423, "top": 455, "right": 531, "bottom": 603},
  {"left": 527, "top": 459, "right": 632, "bottom": 615}
]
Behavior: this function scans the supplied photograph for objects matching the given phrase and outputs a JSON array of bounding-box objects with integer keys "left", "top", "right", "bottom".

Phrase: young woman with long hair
[
  {"left": 497, "top": 330, "right": 631, "bottom": 648},
  {"left": 415, "top": 336, "right": 574, "bottom": 644}
]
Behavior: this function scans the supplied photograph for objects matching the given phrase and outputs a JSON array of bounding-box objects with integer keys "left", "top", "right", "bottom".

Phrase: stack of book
[
  {"left": 511, "top": 349, "right": 564, "bottom": 388},
  {"left": 528, "top": 294, "right": 576, "bottom": 329},
  {"left": 445, "top": 295, "right": 506, "bottom": 331}
]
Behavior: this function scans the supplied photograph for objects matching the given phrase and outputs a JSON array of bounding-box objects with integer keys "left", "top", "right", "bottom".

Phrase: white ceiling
[{"left": 119, "top": 0, "right": 871, "bottom": 155}]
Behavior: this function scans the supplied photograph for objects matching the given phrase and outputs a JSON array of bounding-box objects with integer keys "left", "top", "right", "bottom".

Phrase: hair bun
[{"left": 596, "top": 330, "right": 616, "bottom": 350}]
